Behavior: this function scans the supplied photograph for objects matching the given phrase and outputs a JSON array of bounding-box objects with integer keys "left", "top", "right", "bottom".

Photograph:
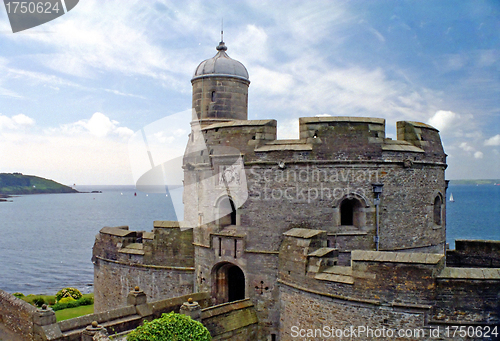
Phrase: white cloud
[
  {"left": 277, "top": 118, "right": 300, "bottom": 140},
  {"left": 0, "top": 112, "right": 135, "bottom": 185},
  {"left": 458, "top": 142, "right": 484, "bottom": 160},
  {"left": 428, "top": 110, "right": 459, "bottom": 132},
  {"left": 58, "top": 112, "right": 133, "bottom": 139},
  {"left": 484, "top": 134, "right": 500, "bottom": 146},
  {"left": 0, "top": 131, "right": 133, "bottom": 185},
  {"left": 251, "top": 66, "right": 295, "bottom": 95},
  {"left": 0, "top": 114, "right": 35, "bottom": 130},
  {"left": 104, "top": 89, "right": 147, "bottom": 100},
  {"left": 232, "top": 25, "right": 269, "bottom": 63},
  {"left": 459, "top": 142, "right": 474, "bottom": 152}
]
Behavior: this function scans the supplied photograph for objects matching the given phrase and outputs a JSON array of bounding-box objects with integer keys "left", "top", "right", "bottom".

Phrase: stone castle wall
[
  {"left": 0, "top": 289, "right": 37, "bottom": 341},
  {"left": 278, "top": 231, "right": 500, "bottom": 340},
  {"left": 92, "top": 223, "right": 195, "bottom": 312}
]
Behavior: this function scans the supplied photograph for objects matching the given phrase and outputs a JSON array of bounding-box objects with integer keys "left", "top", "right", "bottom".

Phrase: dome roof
[{"left": 192, "top": 41, "right": 249, "bottom": 81}]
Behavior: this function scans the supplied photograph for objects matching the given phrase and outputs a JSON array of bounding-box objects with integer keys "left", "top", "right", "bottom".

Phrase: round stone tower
[{"left": 191, "top": 40, "right": 250, "bottom": 125}]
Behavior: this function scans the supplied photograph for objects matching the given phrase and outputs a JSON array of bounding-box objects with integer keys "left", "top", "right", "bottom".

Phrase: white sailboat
[{"left": 449, "top": 193, "right": 455, "bottom": 202}]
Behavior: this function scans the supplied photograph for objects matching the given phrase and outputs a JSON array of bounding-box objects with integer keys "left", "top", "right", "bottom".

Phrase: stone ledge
[
  {"left": 382, "top": 143, "right": 424, "bottom": 153},
  {"left": 437, "top": 267, "right": 500, "bottom": 279},
  {"left": 254, "top": 144, "right": 313, "bottom": 152},
  {"left": 405, "top": 121, "right": 439, "bottom": 131},
  {"left": 202, "top": 119, "right": 276, "bottom": 131},
  {"left": 300, "top": 116, "right": 385, "bottom": 125},
  {"left": 201, "top": 299, "right": 253, "bottom": 319},
  {"left": 283, "top": 228, "right": 325, "bottom": 239},
  {"left": 94, "top": 256, "right": 195, "bottom": 271},
  {"left": 328, "top": 231, "right": 368, "bottom": 236},
  {"left": 308, "top": 247, "right": 336, "bottom": 257},
  {"left": 351, "top": 250, "right": 444, "bottom": 264},
  {"left": 153, "top": 220, "right": 180, "bottom": 228},
  {"left": 315, "top": 272, "right": 354, "bottom": 284},
  {"left": 100, "top": 226, "right": 134, "bottom": 237},
  {"left": 266, "top": 139, "right": 306, "bottom": 145},
  {"left": 278, "top": 279, "right": 381, "bottom": 306}
]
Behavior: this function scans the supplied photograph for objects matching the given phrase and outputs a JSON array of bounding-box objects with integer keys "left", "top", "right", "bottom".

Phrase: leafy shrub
[
  {"left": 127, "top": 312, "right": 211, "bottom": 341},
  {"left": 33, "top": 297, "right": 46, "bottom": 307},
  {"left": 58, "top": 296, "right": 75, "bottom": 304},
  {"left": 79, "top": 297, "right": 94, "bottom": 306},
  {"left": 51, "top": 296, "right": 94, "bottom": 311},
  {"left": 56, "top": 287, "right": 82, "bottom": 301},
  {"left": 12, "top": 292, "right": 24, "bottom": 298}
]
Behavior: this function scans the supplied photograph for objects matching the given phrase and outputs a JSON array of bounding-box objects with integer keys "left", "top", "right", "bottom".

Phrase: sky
[{"left": 0, "top": 0, "right": 499, "bottom": 185}]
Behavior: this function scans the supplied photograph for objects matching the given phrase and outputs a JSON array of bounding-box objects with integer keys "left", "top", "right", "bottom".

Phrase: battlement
[
  {"left": 197, "top": 116, "right": 445, "bottom": 165},
  {"left": 92, "top": 222, "right": 195, "bottom": 312},
  {"left": 278, "top": 230, "right": 500, "bottom": 330}
]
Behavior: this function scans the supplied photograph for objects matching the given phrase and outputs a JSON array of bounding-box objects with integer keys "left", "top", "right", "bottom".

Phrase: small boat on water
[{"left": 449, "top": 193, "right": 455, "bottom": 202}]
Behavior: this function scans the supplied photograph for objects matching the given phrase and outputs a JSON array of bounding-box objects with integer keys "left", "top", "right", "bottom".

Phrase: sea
[{"left": 0, "top": 183, "right": 499, "bottom": 295}]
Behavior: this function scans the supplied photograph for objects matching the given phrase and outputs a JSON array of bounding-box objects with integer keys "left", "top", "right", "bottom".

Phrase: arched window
[
  {"left": 340, "top": 198, "right": 363, "bottom": 227},
  {"left": 211, "top": 91, "right": 216, "bottom": 102},
  {"left": 433, "top": 195, "right": 442, "bottom": 225},
  {"left": 218, "top": 196, "right": 237, "bottom": 227}
]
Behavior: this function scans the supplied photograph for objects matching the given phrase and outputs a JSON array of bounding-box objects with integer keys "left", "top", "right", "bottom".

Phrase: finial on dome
[
  {"left": 217, "top": 19, "right": 227, "bottom": 51},
  {"left": 216, "top": 41, "right": 227, "bottom": 51}
]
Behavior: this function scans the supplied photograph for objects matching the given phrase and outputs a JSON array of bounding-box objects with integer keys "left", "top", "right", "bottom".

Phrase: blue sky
[{"left": 0, "top": 0, "right": 499, "bottom": 185}]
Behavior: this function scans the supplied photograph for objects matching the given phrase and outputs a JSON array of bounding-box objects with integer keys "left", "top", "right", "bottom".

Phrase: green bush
[
  {"left": 127, "top": 312, "right": 211, "bottom": 341},
  {"left": 13, "top": 292, "right": 25, "bottom": 298},
  {"left": 33, "top": 297, "right": 46, "bottom": 307},
  {"left": 58, "top": 297, "right": 75, "bottom": 304},
  {"left": 56, "top": 287, "right": 82, "bottom": 302},
  {"left": 51, "top": 297, "right": 94, "bottom": 311}
]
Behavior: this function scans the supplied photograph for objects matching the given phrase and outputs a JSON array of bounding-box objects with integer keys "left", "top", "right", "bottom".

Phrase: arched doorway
[{"left": 212, "top": 262, "right": 245, "bottom": 305}]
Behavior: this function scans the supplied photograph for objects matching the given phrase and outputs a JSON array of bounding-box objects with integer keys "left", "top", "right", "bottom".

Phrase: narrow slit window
[{"left": 434, "top": 195, "right": 442, "bottom": 225}]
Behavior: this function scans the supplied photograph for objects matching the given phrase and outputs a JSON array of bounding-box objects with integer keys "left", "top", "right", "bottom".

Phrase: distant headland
[{"left": 0, "top": 173, "right": 78, "bottom": 199}]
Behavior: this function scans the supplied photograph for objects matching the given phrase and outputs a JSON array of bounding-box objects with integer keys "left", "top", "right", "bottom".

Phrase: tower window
[
  {"left": 340, "top": 197, "right": 363, "bottom": 227},
  {"left": 434, "top": 195, "right": 442, "bottom": 225},
  {"left": 211, "top": 91, "right": 216, "bottom": 102},
  {"left": 219, "top": 196, "right": 237, "bottom": 227}
]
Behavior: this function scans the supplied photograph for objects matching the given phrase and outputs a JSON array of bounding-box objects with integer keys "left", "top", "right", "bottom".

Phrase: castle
[
  {"left": 88, "top": 40, "right": 500, "bottom": 340},
  {"left": 1, "top": 39, "right": 499, "bottom": 341}
]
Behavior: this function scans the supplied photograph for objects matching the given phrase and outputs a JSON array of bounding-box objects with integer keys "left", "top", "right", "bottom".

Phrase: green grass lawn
[
  {"left": 18, "top": 293, "right": 94, "bottom": 321},
  {"left": 55, "top": 304, "right": 94, "bottom": 321}
]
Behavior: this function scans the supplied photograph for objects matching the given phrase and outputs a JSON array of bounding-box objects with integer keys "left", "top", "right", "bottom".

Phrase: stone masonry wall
[
  {"left": 92, "top": 224, "right": 195, "bottom": 313},
  {"left": 192, "top": 76, "right": 249, "bottom": 121},
  {"left": 0, "top": 289, "right": 37, "bottom": 341},
  {"left": 280, "top": 285, "right": 430, "bottom": 341},
  {"left": 446, "top": 240, "right": 500, "bottom": 267},
  {"left": 93, "top": 258, "right": 194, "bottom": 313}
]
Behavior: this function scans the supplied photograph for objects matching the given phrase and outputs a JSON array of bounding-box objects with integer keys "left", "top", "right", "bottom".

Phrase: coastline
[{"left": 0, "top": 194, "right": 12, "bottom": 202}]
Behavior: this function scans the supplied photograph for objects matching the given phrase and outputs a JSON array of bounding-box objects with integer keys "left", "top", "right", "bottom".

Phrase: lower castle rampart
[
  {"left": 278, "top": 229, "right": 500, "bottom": 340},
  {"left": 92, "top": 223, "right": 195, "bottom": 313}
]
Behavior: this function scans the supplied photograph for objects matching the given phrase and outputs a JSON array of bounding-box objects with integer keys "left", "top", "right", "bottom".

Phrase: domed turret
[
  {"left": 191, "top": 41, "right": 250, "bottom": 124},
  {"left": 193, "top": 42, "right": 249, "bottom": 80}
]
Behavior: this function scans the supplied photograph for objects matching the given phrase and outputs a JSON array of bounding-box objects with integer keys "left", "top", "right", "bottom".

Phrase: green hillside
[{"left": 0, "top": 173, "right": 78, "bottom": 195}]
